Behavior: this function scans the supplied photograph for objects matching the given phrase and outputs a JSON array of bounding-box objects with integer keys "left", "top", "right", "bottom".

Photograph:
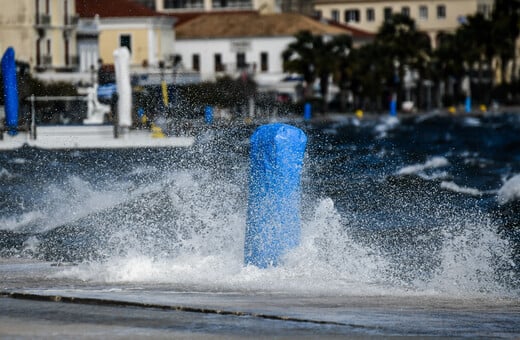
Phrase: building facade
[
  {"left": 76, "top": 0, "right": 176, "bottom": 70},
  {"left": 0, "top": 0, "right": 78, "bottom": 72},
  {"left": 175, "top": 12, "right": 369, "bottom": 99},
  {"left": 151, "top": 0, "right": 312, "bottom": 13},
  {"left": 313, "top": 0, "right": 495, "bottom": 45}
]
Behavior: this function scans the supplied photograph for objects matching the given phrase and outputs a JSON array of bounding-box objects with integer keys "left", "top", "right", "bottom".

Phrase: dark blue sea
[{"left": 1, "top": 112, "right": 519, "bottom": 337}]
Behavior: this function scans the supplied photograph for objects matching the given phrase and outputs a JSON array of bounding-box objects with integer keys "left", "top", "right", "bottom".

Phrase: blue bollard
[
  {"left": 204, "top": 105, "right": 213, "bottom": 124},
  {"left": 245, "top": 123, "right": 307, "bottom": 268},
  {"left": 1, "top": 47, "right": 19, "bottom": 136},
  {"left": 390, "top": 95, "right": 397, "bottom": 117},
  {"left": 465, "top": 96, "right": 471, "bottom": 113},
  {"left": 304, "top": 102, "right": 312, "bottom": 121}
]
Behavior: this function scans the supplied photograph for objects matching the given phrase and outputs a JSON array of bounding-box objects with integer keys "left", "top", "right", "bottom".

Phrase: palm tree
[
  {"left": 282, "top": 31, "right": 319, "bottom": 101},
  {"left": 374, "top": 14, "right": 432, "bottom": 109},
  {"left": 349, "top": 42, "right": 388, "bottom": 112},
  {"left": 283, "top": 30, "right": 352, "bottom": 112},
  {"left": 455, "top": 13, "right": 494, "bottom": 103},
  {"left": 434, "top": 31, "right": 466, "bottom": 105},
  {"left": 318, "top": 34, "right": 353, "bottom": 112},
  {"left": 492, "top": 0, "right": 520, "bottom": 84}
]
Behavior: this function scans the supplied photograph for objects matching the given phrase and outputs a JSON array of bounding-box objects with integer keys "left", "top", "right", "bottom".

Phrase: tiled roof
[
  {"left": 76, "top": 0, "right": 161, "bottom": 18},
  {"left": 176, "top": 12, "right": 360, "bottom": 39},
  {"left": 171, "top": 10, "right": 257, "bottom": 26}
]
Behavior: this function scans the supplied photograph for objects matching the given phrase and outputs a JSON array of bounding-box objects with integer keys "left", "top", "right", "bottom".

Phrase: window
[
  {"left": 192, "top": 54, "right": 200, "bottom": 72},
  {"left": 383, "top": 7, "right": 392, "bottom": 21},
  {"left": 366, "top": 8, "right": 375, "bottom": 22},
  {"left": 120, "top": 34, "right": 131, "bottom": 52},
  {"left": 214, "top": 53, "right": 224, "bottom": 72},
  {"left": 172, "top": 54, "right": 182, "bottom": 67},
  {"left": 260, "top": 52, "right": 268, "bottom": 72},
  {"left": 419, "top": 5, "right": 428, "bottom": 20},
  {"left": 164, "top": 0, "right": 203, "bottom": 9},
  {"left": 344, "top": 9, "right": 360, "bottom": 23},
  {"left": 237, "top": 52, "right": 246, "bottom": 69},
  {"left": 437, "top": 5, "right": 446, "bottom": 19},
  {"left": 331, "top": 9, "right": 339, "bottom": 22},
  {"left": 212, "top": 0, "right": 251, "bottom": 9},
  {"left": 401, "top": 6, "right": 410, "bottom": 17}
]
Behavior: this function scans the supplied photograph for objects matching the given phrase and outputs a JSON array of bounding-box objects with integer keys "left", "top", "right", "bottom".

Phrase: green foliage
[
  {"left": 282, "top": 30, "right": 352, "bottom": 111},
  {"left": 179, "top": 76, "right": 256, "bottom": 109},
  {"left": 282, "top": 2, "right": 520, "bottom": 111},
  {"left": 0, "top": 72, "right": 77, "bottom": 106}
]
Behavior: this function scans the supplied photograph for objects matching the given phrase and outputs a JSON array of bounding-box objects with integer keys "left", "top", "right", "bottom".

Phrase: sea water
[{"left": 1, "top": 113, "right": 519, "bottom": 336}]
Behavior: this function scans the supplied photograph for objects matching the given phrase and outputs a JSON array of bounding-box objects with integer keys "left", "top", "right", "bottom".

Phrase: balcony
[
  {"left": 212, "top": 0, "right": 252, "bottom": 9},
  {"left": 66, "top": 55, "right": 79, "bottom": 69},
  {"left": 41, "top": 55, "right": 52, "bottom": 67},
  {"left": 65, "top": 15, "right": 79, "bottom": 26},
  {"left": 36, "top": 14, "right": 51, "bottom": 26},
  {"left": 35, "top": 55, "right": 53, "bottom": 72}
]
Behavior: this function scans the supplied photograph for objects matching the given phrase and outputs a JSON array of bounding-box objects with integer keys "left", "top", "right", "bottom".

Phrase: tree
[
  {"left": 283, "top": 30, "right": 352, "bottom": 112},
  {"left": 374, "top": 14, "right": 432, "bottom": 109},
  {"left": 349, "top": 42, "right": 388, "bottom": 112},
  {"left": 318, "top": 34, "right": 353, "bottom": 112},
  {"left": 434, "top": 31, "right": 466, "bottom": 105},
  {"left": 492, "top": 0, "right": 520, "bottom": 84},
  {"left": 282, "top": 30, "right": 319, "bottom": 101}
]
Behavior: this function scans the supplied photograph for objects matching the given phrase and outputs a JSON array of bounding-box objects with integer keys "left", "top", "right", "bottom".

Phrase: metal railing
[{"left": 36, "top": 14, "right": 51, "bottom": 26}]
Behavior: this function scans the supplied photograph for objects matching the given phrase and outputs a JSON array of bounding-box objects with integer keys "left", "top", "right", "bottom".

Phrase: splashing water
[{"left": 1, "top": 117, "right": 519, "bottom": 299}]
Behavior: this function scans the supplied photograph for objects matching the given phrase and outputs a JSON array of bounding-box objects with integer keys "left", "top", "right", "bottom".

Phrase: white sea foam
[
  {"left": 0, "top": 167, "right": 17, "bottom": 180},
  {"left": 57, "top": 198, "right": 392, "bottom": 295},
  {"left": 8, "top": 157, "right": 28, "bottom": 164},
  {"left": 462, "top": 117, "right": 482, "bottom": 127},
  {"left": 497, "top": 174, "right": 520, "bottom": 205},
  {"left": 418, "top": 170, "right": 450, "bottom": 180},
  {"left": 0, "top": 211, "right": 45, "bottom": 231},
  {"left": 397, "top": 156, "right": 449, "bottom": 175},
  {"left": 374, "top": 116, "right": 400, "bottom": 138},
  {"left": 32, "top": 175, "right": 150, "bottom": 232},
  {"left": 423, "top": 217, "right": 514, "bottom": 297},
  {"left": 54, "top": 193, "right": 515, "bottom": 298},
  {"left": 440, "top": 181, "right": 483, "bottom": 196},
  {"left": 128, "top": 165, "right": 158, "bottom": 176}
]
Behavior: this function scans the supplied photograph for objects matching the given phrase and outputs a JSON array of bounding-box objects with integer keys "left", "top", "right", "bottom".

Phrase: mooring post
[
  {"left": 113, "top": 47, "right": 132, "bottom": 131},
  {"left": 304, "top": 102, "right": 312, "bottom": 121},
  {"left": 245, "top": 123, "right": 307, "bottom": 268},
  {"left": 390, "top": 93, "right": 397, "bottom": 116},
  {"left": 1, "top": 47, "right": 19, "bottom": 136},
  {"left": 465, "top": 96, "right": 472, "bottom": 114},
  {"left": 204, "top": 106, "right": 213, "bottom": 125}
]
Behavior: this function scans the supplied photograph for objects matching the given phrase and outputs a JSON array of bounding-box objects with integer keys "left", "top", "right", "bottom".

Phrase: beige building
[
  {"left": 0, "top": 0, "right": 78, "bottom": 72},
  {"left": 76, "top": 0, "right": 176, "bottom": 69},
  {"left": 150, "top": 0, "right": 308, "bottom": 13},
  {"left": 314, "top": 0, "right": 494, "bottom": 46}
]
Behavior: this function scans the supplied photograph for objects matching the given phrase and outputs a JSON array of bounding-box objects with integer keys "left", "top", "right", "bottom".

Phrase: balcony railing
[
  {"left": 65, "top": 15, "right": 79, "bottom": 26},
  {"left": 36, "top": 14, "right": 51, "bottom": 26},
  {"left": 212, "top": 0, "right": 252, "bottom": 9},
  {"left": 41, "top": 55, "right": 52, "bottom": 67},
  {"left": 68, "top": 55, "right": 79, "bottom": 67}
]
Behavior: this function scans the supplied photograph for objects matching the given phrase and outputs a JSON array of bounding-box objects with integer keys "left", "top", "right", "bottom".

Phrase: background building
[
  {"left": 313, "top": 0, "right": 495, "bottom": 46},
  {"left": 76, "top": 0, "right": 176, "bottom": 70},
  {"left": 148, "top": 0, "right": 312, "bottom": 13},
  {"left": 175, "top": 12, "right": 369, "bottom": 100},
  {"left": 0, "top": 0, "right": 78, "bottom": 73}
]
